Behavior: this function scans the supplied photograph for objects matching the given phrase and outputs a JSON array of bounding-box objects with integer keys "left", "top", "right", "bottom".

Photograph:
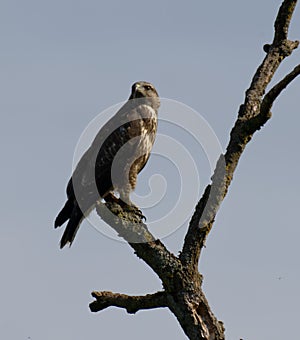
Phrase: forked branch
[
  {"left": 180, "top": 0, "right": 300, "bottom": 270},
  {"left": 91, "top": 1, "right": 299, "bottom": 339}
]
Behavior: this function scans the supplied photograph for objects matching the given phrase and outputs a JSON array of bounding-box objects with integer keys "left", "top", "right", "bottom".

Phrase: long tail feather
[
  {"left": 54, "top": 199, "right": 74, "bottom": 228},
  {"left": 59, "top": 204, "right": 84, "bottom": 249}
]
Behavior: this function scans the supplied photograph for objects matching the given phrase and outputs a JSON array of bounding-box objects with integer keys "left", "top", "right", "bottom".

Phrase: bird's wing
[{"left": 68, "top": 101, "right": 157, "bottom": 200}]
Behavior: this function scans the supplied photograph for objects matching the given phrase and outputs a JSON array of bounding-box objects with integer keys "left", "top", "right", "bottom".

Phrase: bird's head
[
  {"left": 130, "top": 81, "right": 158, "bottom": 99},
  {"left": 129, "top": 81, "right": 160, "bottom": 110}
]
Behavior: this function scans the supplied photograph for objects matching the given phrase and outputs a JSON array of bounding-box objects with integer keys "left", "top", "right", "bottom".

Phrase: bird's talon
[
  {"left": 121, "top": 203, "right": 146, "bottom": 221},
  {"left": 135, "top": 209, "right": 146, "bottom": 221}
]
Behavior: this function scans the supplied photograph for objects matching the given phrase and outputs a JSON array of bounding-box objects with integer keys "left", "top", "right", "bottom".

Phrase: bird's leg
[
  {"left": 103, "top": 191, "right": 146, "bottom": 221},
  {"left": 104, "top": 192, "right": 120, "bottom": 204},
  {"left": 119, "top": 189, "right": 146, "bottom": 221}
]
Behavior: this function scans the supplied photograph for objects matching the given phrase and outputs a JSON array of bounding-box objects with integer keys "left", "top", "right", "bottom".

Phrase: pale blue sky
[{"left": 1, "top": 1, "right": 300, "bottom": 339}]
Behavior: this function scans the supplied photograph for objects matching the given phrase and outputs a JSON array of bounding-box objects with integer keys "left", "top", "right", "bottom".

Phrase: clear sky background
[{"left": 1, "top": 1, "right": 300, "bottom": 339}]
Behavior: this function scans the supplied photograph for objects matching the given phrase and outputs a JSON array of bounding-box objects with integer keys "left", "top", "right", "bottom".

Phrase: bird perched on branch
[{"left": 54, "top": 81, "right": 159, "bottom": 248}]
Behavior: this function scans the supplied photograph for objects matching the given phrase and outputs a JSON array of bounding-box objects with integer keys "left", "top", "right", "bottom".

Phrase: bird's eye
[{"left": 144, "top": 85, "right": 152, "bottom": 91}]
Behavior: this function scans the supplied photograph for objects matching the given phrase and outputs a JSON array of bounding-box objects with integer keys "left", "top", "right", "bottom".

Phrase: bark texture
[{"left": 90, "top": 2, "right": 300, "bottom": 339}]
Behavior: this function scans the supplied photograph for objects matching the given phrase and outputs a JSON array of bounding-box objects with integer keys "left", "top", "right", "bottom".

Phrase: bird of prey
[{"left": 55, "top": 81, "right": 159, "bottom": 248}]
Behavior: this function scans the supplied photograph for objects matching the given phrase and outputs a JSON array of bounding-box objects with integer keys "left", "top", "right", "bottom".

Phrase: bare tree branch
[
  {"left": 95, "top": 197, "right": 222, "bottom": 340},
  {"left": 91, "top": 1, "right": 299, "bottom": 339},
  {"left": 245, "top": 63, "right": 300, "bottom": 133},
  {"left": 90, "top": 291, "right": 167, "bottom": 314},
  {"left": 274, "top": 0, "right": 298, "bottom": 43},
  {"left": 95, "top": 201, "right": 182, "bottom": 289},
  {"left": 180, "top": 0, "right": 299, "bottom": 270},
  {"left": 262, "top": 63, "right": 300, "bottom": 111}
]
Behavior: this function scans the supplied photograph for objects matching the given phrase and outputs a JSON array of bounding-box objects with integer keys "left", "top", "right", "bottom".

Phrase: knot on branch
[
  {"left": 263, "top": 44, "right": 271, "bottom": 53},
  {"left": 273, "top": 39, "right": 299, "bottom": 57},
  {"left": 279, "top": 39, "right": 299, "bottom": 56},
  {"left": 263, "top": 40, "right": 298, "bottom": 56}
]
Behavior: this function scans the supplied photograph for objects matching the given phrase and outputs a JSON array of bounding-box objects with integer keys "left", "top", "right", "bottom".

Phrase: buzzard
[{"left": 55, "top": 81, "right": 159, "bottom": 248}]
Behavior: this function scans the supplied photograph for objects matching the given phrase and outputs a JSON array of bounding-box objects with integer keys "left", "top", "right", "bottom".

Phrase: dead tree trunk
[{"left": 90, "top": 1, "right": 300, "bottom": 339}]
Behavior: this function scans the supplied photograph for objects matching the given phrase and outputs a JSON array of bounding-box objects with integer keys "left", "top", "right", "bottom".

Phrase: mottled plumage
[{"left": 55, "top": 81, "right": 159, "bottom": 248}]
